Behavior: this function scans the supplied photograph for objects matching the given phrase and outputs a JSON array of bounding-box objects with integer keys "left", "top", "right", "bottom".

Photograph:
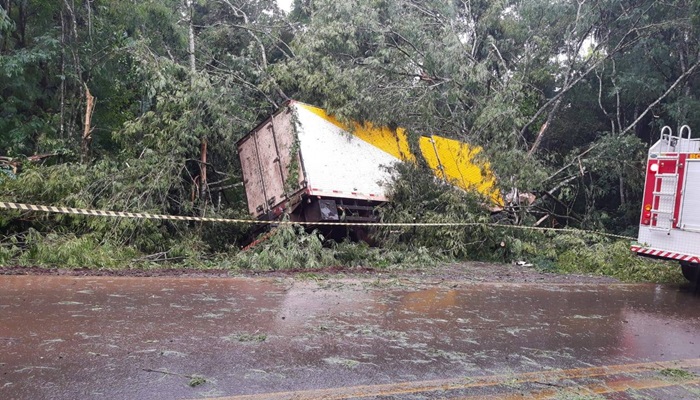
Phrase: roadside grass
[
  {"left": 0, "top": 221, "right": 687, "bottom": 284},
  {"left": 529, "top": 236, "right": 684, "bottom": 284}
]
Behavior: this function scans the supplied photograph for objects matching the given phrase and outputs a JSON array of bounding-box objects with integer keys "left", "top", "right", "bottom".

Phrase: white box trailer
[
  {"left": 237, "top": 101, "right": 400, "bottom": 224},
  {"left": 631, "top": 125, "right": 700, "bottom": 281},
  {"left": 237, "top": 101, "right": 501, "bottom": 225}
]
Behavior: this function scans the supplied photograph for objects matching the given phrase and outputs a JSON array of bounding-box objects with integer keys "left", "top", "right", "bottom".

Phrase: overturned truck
[{"left": 237, "top": 101, "right": 501, "bottom": 224}]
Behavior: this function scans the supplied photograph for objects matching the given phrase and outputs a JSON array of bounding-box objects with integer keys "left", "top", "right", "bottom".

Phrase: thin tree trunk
[
  {"left": 527, "top": 97, "right": 562, "bottom": 157},
  {"left": 81, "top": 84, "right": 95, "bottom": 163},
  {"left": 188, "top": 4, "right": 196, "bottom": 74},
  {"left": 60, "top": 9, "right": 66, "bottom": 139},
  {"left": 0, "top": 1, "right": 8, "bottom": 53},
  {"left": 200, "top": 139, "right": 207, "bottom": 200},
  {"left": 63, "top": 0, "right": 83, "bottom": 144},
  {"left": 619, "top": 175, "right": 626, "bottom": 207},
  {"left": 17, "top": 0, "right": 27, "bottom": 48},
  {"left": 85, "top": 0, "right": 93, "bottom": 41},
  {"left": 185, "top": 1, "right": 207, "bottom": 202}
]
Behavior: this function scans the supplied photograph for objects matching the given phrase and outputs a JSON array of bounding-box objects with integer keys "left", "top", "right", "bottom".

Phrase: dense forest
[{"left": 1, "top": 0, "right": 699, "bottom": 277}]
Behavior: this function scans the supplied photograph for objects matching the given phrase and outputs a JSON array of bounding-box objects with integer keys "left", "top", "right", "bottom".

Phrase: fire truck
[{"left": 631, "top": 125, "right": 700, "bottom": 281}]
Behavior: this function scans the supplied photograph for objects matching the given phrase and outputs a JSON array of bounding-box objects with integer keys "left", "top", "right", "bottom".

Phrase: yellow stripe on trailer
[
  {"left": 419, "top": 135, "right": 502, "bottom": 206},
  {"left": 295, "top": 102, "right": 502, "bottom": 206}
]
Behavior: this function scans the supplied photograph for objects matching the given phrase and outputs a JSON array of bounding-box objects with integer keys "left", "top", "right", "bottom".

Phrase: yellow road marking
[
  {"left": 487, "top": 377, "right": 700, "bottom": 399},
  {"left": 198, "top": 358, "right": 700, "bottom": 400}
]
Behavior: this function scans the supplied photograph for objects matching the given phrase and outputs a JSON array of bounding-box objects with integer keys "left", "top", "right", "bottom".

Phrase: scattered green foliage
[
  {"left": 376, "top": 162, "right": 496, "bottom": 260},
  {"left": 224, "top": 332, "right": 268, "bottom": 343},
  {"left": 234, "top": 224, "right": 334, "bottom": 270},
  {"left": 552, "top": 238, "right": 683, "bottom": 283},
  {"left": 660, "top": 368, "right": 696, "bottom": 380},
  {"left": 187, "top": 375, "right": 207, "bottom": 388},
  {"left": 232, "top": 224, "right": 436, "bottom": 271},
  {"left": 323, "top": 357, "right": 361, "bottom": 369},
  {"left": 12, "top": 229, "right": 139, "bottom": 269}
]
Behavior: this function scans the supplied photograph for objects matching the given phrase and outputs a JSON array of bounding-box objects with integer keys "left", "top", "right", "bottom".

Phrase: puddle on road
[{"left": 0, "top": 276, "right": 699, "bottom": 399}]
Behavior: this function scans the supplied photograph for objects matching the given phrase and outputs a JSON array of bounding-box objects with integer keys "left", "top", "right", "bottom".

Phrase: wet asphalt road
[{"left": 1, "top": 275, "right": 699, "bottom": 399}]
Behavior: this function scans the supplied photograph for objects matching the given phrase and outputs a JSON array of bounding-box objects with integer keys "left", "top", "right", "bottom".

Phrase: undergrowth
[
  {"left": 0, "top": 163, "right": 686, "bottom": 283},
  {"left": 233, "top": 224, "right": 437, "bottom": 271},
  {"left": 523, "top": 233, "right": 682, "bottom": 283},
  {"left": 0, "top": 219, "right": 683, "bottom": 282}
]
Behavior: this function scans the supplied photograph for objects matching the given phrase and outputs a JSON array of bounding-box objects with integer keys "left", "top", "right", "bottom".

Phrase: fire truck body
[{"left": 632, "top": 125, "right": 700, "bottom": 280}]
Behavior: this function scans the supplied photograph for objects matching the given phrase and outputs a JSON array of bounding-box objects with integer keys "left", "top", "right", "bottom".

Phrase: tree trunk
[
  {"left": 84, "top": 0, "right": 93, "bottom": 41},
  {"left": 619, "top": 174, "right": 626, "bottom": 207},
  {"left": 185, "top": 1, "right": 207, "bottom": 203},
  {"left": 200, "top": 138, "right": 207, "bottom": 201},
  {"left": 527, "top": 97, "right": 562, "bottom": 157},
  {"left": 1, "top": 0, "right": 8, "bottom": 53},
  {"left": 187, "top": 3, "right": 196, "bottom": 74},
  {"left": 17, "top": 0, "right": 27, "bottom": 48},
  {"left": 60, "top": 9, "right": 66, "bottom": 139},
  {"left": 81, "top": 84, "right": 95, "bottom": 163}
]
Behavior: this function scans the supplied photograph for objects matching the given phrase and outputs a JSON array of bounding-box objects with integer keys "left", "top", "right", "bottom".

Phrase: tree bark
[
  {"left": 17, "top": 0, "right": 27, "bottom": 48},
  {"left": 619, "top": 175, "right": 626, "bottom": 207},
  {"left": 187, "top": 2, "right": 196, "bottom": 74},
  {"left": 527, "top": 97, "right": 562, "bottom": 157},
  {"left": 81, "top": 84, "right": 95, "bottom": 163},
  {"left": 60, "top": 9, "right": 66, "bottom": 139},
  {"left": 85, "top": 0, "right": 93, "bottom": 41},
  {"left": 200, "top": 138, "right": 207, "bottom": 201},
  {"left": 184, "top": 1, "right": 207, "bottom": 202}
]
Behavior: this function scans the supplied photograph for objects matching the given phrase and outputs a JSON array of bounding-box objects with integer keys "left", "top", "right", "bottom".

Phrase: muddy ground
[{"left": 0, "top": 261, "right": 621, "bottom": 284}]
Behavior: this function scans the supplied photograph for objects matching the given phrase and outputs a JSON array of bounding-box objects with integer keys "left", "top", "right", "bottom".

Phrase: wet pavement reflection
[{"left": 1, "top": 276, "right": 699, "bottom": 399}]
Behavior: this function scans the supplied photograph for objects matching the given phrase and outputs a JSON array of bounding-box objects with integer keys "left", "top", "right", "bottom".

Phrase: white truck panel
[
  {"left": 649, "top": 138, "right": 700, "bottom": 154},
  {"left": 238, "top": 135, "right": 266, "bottom": 216},
  {"left": 239, "top": 102, "right": 399, "bottom": 218},
  {"left": 271, "top": 109, "right": 304, "bottom": 191},
  {"left": 638, "top": 226, "right": 700, "bottom": 256},
  {"left": 294, "top": 103, "right": 397, "bottom": 201},
  {"left": 238, "top": 108, "right": 306, "bottom": 217},
  {"left": 257, "top": 124, "right": 285, "bottom": 207},
  {"left": 679, "top": 160, "right": 700, "bottom": 231}
]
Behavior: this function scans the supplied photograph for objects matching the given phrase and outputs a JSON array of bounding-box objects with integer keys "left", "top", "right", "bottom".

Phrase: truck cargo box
[{"left": 237, "top": 101, "right": 501, "bottom": 223}]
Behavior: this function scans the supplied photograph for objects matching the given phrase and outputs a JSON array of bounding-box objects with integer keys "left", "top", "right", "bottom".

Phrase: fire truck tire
[{"left": 680, "top": 262, "right": 699, "bottom": 282}]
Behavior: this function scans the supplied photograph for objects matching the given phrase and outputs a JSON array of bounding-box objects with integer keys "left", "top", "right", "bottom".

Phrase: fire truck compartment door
[{"left": 680, "top": 160, "right": 700, "bottom": 231}]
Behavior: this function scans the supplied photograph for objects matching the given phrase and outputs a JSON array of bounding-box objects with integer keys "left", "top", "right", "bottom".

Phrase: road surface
[{"left": 1, "top": 274, "right": 699, "bottom": 399}]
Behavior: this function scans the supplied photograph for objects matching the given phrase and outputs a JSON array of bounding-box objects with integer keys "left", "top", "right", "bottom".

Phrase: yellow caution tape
[{"left": 0, "top": 201, "right": 635, "bottom": 241}]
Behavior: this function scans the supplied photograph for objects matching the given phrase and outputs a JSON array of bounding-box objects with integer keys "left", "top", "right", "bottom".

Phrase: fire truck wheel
[{"left": 680, "top": 262, "right": 699, "bottom": 282}]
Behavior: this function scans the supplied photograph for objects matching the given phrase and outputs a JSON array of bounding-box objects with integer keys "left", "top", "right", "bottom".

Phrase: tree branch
[{"left": 620, "top": 59, "right": 700, "bottom": 135}]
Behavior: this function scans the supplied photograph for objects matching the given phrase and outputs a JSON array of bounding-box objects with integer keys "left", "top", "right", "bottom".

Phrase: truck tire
[{"left": 681, "top": 262, "right": 699, "bottom": 282}]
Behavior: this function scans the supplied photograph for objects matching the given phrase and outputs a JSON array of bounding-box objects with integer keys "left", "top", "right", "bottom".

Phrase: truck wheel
[{"left": 681, "top": 262, "right": 699, "bottom": 282}]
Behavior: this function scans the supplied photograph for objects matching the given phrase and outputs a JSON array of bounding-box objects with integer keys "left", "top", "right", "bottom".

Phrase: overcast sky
[{"left": 277, "top": 0, "right": 293, "bottom": 12}]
